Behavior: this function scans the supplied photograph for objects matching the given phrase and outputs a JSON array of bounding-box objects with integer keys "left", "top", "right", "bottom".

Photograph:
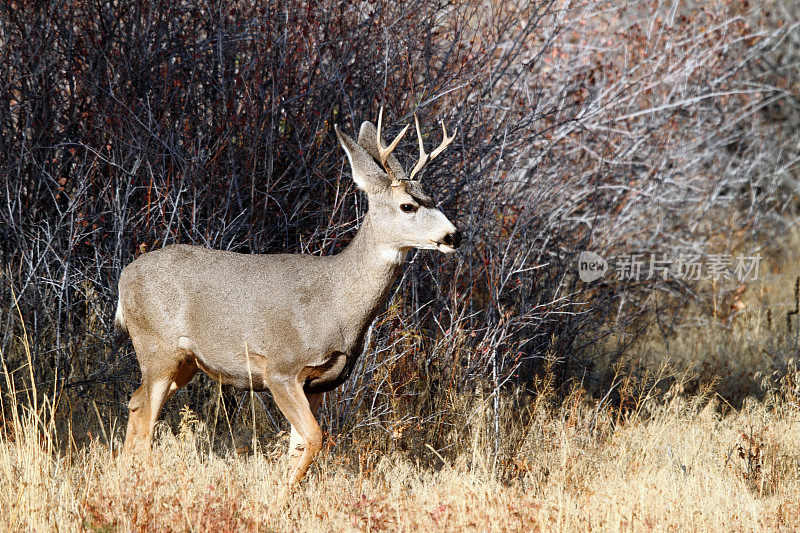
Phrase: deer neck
[{"left": 334, "top": 212, "right": 406, "bottom": 327}]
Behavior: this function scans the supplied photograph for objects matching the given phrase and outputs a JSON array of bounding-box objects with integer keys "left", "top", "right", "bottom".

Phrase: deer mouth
[
  {"left": 430, "top": 230, "right": 461, "bottom": 253},
  {"left": 431, "top": 240, "right": 458, "bottom": 253}
]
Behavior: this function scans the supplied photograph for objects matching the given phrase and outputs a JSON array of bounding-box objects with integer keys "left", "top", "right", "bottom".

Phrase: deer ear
[
  {"left": 357, "top": 121, "right": 380, "bottom": 157},
  {"left": 335, "top": 125, "right": 388, "bottom": 193},
  {"left": 358, "top": 121, "right": 406, "bottom": 180}
]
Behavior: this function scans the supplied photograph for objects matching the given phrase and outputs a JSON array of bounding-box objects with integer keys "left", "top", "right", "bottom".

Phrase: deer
[{"left": 114, "top": 109, "right": 462, "bottom": 483}]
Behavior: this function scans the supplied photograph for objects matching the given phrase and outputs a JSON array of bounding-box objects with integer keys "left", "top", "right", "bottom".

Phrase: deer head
[{"left": 334, "top": 109, "right": 462, "bottom": 255}]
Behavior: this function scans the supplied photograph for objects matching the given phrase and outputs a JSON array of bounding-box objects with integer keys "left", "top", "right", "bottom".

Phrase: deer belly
[{"left": 178, "top": 336, "right": 270, "bottom": 390}]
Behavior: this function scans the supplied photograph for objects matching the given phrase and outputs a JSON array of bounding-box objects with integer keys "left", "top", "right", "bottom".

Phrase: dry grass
[
  {"left": 0, "top": 358, "right": 797, "bottom": 531},
  {"left": 3, "top": 241, "right": 800, "bottom": 531}
]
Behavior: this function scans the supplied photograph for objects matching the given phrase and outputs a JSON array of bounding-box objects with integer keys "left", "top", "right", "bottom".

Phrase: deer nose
[{"left": 443, "top": 230, "right": 462, "bottom": 249}]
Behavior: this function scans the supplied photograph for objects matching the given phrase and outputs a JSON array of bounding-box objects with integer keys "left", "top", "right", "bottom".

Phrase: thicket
[{"left": 1, "top": 0, "right": 798, "bottom": 457}]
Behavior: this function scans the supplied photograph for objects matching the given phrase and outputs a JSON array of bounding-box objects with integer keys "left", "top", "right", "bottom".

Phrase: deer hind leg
[
  {"left": 124, "top": 377, "right": 170, "bottom": 454},
  {"left": 124, "top": 384, "right": 150, "bottom": 453},
  {"left": 267, "top": 377, "right": 323, "bottom": 484},
  {"left": 288, "top": 391, "right": 323, "bottom": 470},
  {"left": 124, "top": 350, "right": 198, "bottom": 454}
]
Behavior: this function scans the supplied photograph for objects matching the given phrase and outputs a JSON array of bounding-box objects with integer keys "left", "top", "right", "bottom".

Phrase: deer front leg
[
  {"left": 288, "top": 391, "right": 323, "bottom": 470},
  {"left": 267, "top": 377, "right": 323, "bottom": 483}
]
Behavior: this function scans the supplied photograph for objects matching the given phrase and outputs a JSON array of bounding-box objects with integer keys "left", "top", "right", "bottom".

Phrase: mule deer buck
[{"left": 114, "top": 109, "right": 461, "bottom": 483}]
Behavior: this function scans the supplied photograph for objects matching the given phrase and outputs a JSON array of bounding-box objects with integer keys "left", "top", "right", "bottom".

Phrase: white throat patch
[{"left": 380, "top": 247, "right": 408, "bottom": 265}]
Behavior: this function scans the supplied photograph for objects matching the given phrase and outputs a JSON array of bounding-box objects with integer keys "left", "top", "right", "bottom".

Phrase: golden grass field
[
  {"left": 1, "top": 342, "right": 798, "bottom": 531},
  {"left": 0, "top": 368, "right": 797, "bottom": 531},
  {"left": 2, "top": 244, "right": 800, "bottom": 531}
]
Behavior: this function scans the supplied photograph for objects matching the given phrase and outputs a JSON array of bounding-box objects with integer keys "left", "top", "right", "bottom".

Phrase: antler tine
[
  {"left": 376, "top": 107, "right": 409, "bottom": 185},
  {"left": 408, "top": 114, "right": 428, "bottom": 181},
  {"left": 430, "top": 120, "right": 457, "bottom": 160},
  {"left": 408, "top": 116, "right": 457, "bottom": 181}
]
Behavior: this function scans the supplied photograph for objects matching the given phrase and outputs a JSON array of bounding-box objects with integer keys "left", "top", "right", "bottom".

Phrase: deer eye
[{"left": 400, "top": 203, "right": 418, "bottom": 214}]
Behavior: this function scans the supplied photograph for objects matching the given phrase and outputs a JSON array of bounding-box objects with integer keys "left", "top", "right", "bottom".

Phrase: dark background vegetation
[{"left": 1, "top": 0, "right": 799, "bottom": 460}]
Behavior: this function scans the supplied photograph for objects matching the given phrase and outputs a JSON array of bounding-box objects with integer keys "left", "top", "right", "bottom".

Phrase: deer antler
[
  {"left": 376, "top": 107, "right": 409, "bottom": 186},
  {"left": 408, "top": 114, "right": 456, "bottom": 182}
]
